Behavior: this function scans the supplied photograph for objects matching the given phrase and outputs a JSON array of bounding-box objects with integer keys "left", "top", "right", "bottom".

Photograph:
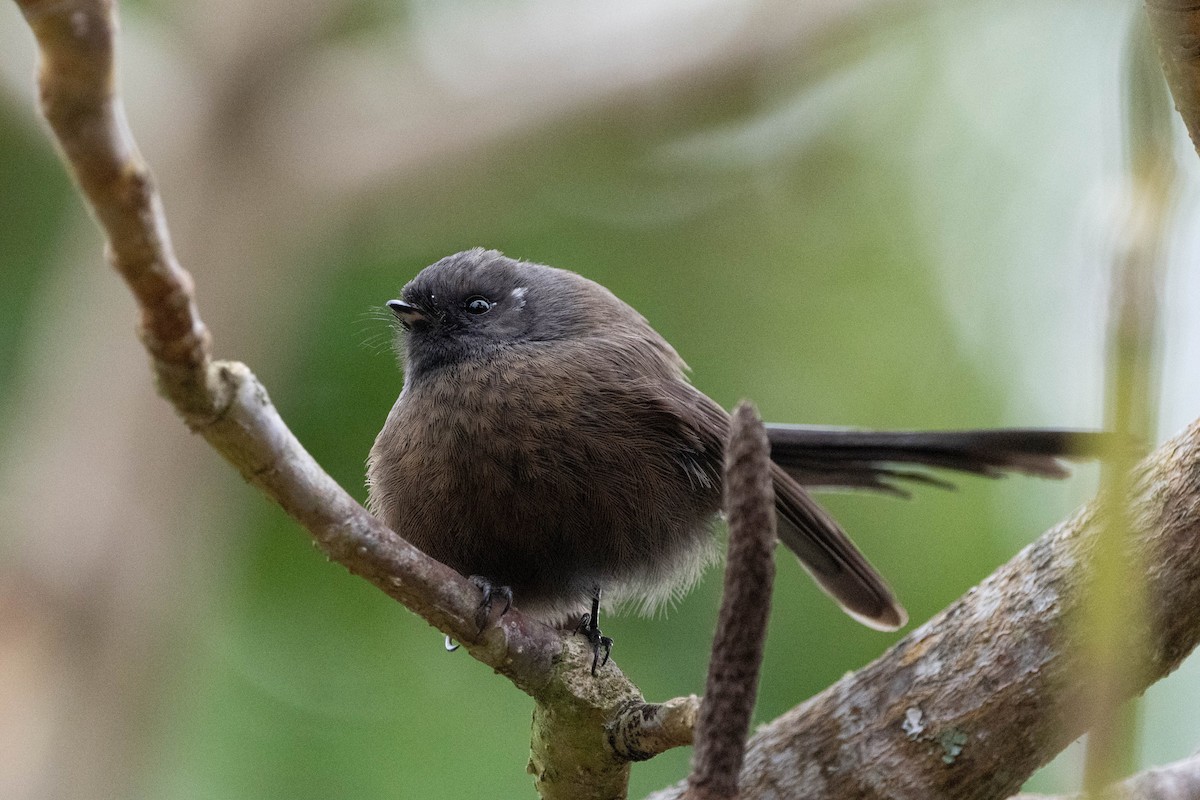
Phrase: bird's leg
[
  {"left": 468, "top": 575, "right": 513, "bottom": 632},
  {"left": 575, "top": 587, "right": 613, "bottom": 675}
]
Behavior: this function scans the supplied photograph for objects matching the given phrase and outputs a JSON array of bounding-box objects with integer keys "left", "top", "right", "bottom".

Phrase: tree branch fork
[{"left": 12, "top": 0, "right": 1200, "bottom": 798}]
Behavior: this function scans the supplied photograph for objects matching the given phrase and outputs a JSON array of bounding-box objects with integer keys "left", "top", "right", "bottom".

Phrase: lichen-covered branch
[
  {"left": 649, "top": 419, "right": 1200, "bottom": 800},
  {"left": 1144, "top": 0, "right": 1200, "bottom": 156}
]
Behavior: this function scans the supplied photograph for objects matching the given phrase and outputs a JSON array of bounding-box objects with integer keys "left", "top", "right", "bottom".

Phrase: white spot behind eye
[
  {"left": 71, "top": 11, "right": 90, "bottom": 38},
  {"left": 510, "top": 287, "right": 527, "bottom": 310}
]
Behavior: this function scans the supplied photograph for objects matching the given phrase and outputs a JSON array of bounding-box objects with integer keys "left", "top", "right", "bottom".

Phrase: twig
[
  {"left": 609, "top": 696, "right": 701, "bottom": 762},
  {"left": 1079, "top": 14, "right": 1177, "bottom": 790},
  {"left": 648, "top": 418, "right": 1200, "bottom": 800},
  {"left": 605, "top": 403, "right": 782, "bottom": 783},
  {"left": 685, "top": 402, "right": 777, "bottom": 800}
]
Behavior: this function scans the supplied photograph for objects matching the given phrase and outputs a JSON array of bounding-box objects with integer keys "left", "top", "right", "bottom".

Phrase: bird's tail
[{"left": 766, "top": 427, "right": 1118, "bottom": 496}]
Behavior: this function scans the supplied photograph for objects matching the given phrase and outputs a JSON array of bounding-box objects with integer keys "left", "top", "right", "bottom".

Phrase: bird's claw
[
  {"left": 576, "top": 612, "right": 613, "bottom": 675},
  {"left": 469, "top": 575, "right": 513, "bottom": 632}
]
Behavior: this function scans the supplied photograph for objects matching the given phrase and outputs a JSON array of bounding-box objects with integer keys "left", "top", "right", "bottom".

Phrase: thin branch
[
  {"left": 607, "top": 402, "right": 781, "bottom": 778},
  {"left": 686, "top": 402, "right": 777, "bottom": 800},
  {"left": 1012, "top": 751, "right": 1200, "bottom": 800},
  {"left": 1144, "top": 0, "right": 1200, "bottom": 157},
  {"left": 11, "top": 3, "right": 703, "bottom": 798},
  {"left": 12, "top": 0, "right": 564, "bottom": 695},
  {"left": 648, "top": 418, "right": 1200, "bottom": 800},
  {"left": 1079, "top": 14, "right": 1178, "bottom": 790}
]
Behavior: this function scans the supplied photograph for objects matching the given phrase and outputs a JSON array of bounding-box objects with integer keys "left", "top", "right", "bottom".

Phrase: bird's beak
[{"left": 386, "top": 299, "right": 428, "bottom": 329}]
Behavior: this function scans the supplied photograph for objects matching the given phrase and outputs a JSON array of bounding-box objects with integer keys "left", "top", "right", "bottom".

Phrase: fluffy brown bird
[{"left": 368, "top": 249, "right": 1102, "bottom": 663}]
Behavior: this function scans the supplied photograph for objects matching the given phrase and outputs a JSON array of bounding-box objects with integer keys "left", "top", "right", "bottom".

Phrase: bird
[{"left": 367, "top": 248, "right": 1106, "bottom": 669}]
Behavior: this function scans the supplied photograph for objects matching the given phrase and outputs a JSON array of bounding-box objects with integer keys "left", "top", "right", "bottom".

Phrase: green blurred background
[{"left": 1, "top": 0, "right": 1197, "bottom": 798}]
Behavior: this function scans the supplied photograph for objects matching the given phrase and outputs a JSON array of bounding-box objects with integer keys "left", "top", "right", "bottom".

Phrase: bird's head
[{"left": 386, "top": 248, "right": 629, "bottom": 379}]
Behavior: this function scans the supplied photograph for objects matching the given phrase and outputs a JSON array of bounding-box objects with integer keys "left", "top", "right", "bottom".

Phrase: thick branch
[
  {"left": 1145, "top": 0, "right": 1200, "bottom": 156},
  {"left": 649, "top": 419, "right": 1200, "bottom": 799}
]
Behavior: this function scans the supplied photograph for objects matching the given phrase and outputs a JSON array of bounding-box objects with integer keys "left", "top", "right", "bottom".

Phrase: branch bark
[
  {"left": 1145, "top": 0, "right": 1200, "bottom": 157},
  {"left": 1012, "top": 751, "right": 1200, "bottom": 800},
  {"left": 648, "top": 418, "right": 1200, "bottom": 799},
  {"left": 610, "top": 696, "right": 701, "bottom": 763},
  {"left": 686, "top": 402, "right": 777, "bottom": 800}
]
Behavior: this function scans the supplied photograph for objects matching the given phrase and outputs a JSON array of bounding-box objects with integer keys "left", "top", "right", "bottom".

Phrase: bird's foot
[
  {"left": 575, "top": 592, "right": 613, "bottom": 675},
  {"left": 575, "top": 614, "right": 613, "bottom": 675},
  {"left": 468, "top": 575, "right": 513, "bottom": 632}
]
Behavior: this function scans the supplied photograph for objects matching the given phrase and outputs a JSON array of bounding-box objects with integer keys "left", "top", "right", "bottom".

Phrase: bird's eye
[{"left": 464, "top": 296, "right": 493, "bottom": 315}]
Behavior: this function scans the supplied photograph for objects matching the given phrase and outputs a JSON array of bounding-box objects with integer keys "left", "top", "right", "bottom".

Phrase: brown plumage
[{"left": 367, "top": 249, "right": 1106, "bottom": 631}]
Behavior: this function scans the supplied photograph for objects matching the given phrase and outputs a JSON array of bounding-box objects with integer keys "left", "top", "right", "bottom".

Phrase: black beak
[{"left": 386, "top": 299, "right": 428, "bottom": 329}]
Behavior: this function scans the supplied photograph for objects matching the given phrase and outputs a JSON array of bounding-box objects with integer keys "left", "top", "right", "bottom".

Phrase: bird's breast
[{"left": 366, "top": 348, "right": 721, "bottom": 618}]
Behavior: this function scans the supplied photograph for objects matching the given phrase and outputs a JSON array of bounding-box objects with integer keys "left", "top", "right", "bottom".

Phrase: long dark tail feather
[
  {"left": 770, "top": 463, "right": 907, "bottom": 631},
  {"left": 766, "top": 426, "right": 1119, "bottom": 495}
]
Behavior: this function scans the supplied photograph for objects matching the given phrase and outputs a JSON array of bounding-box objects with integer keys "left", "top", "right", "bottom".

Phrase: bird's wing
[{"left": 660, "top": 384, "right": 907, "bottom": 631}]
